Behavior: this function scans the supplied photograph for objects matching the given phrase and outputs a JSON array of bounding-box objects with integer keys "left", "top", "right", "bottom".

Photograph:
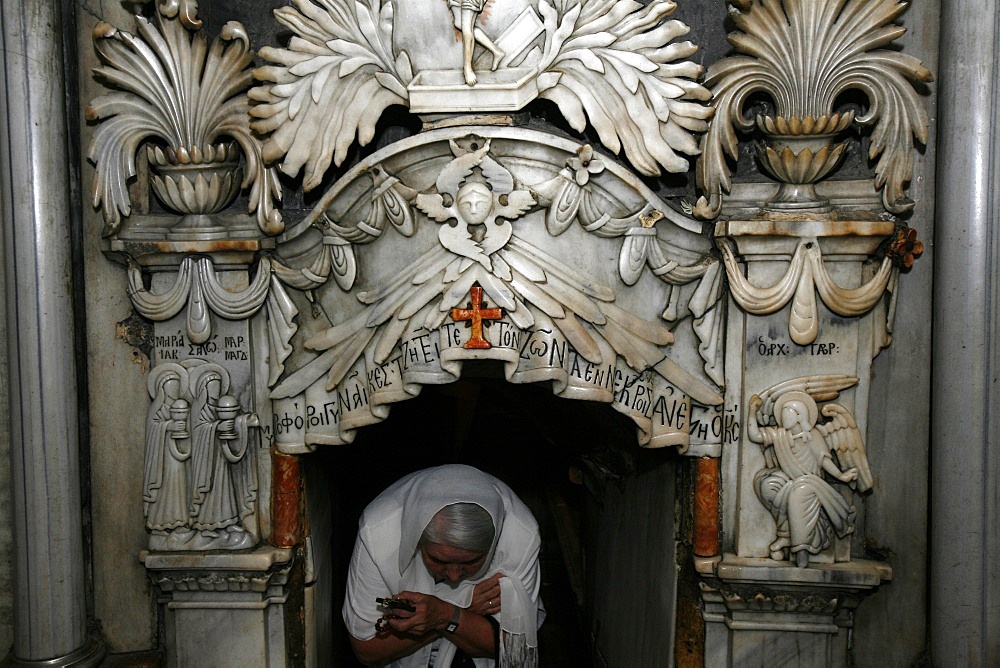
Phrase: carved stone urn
[
  {"left": 147, "top": 142, "right": 243, "bottom": 235},
  {"left": 755, "top": 112, "right": 854, "bottom": 211}
]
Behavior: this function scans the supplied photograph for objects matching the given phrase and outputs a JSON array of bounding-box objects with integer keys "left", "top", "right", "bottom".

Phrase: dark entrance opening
[{"left": 304, "top": 365, "right": 679, "bottom": 665}]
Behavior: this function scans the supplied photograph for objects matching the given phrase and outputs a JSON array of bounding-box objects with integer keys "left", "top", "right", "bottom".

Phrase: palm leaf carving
[
  {"left": 87, "top": 15, "right": 282, "bottom": 235},
  {"left": 251, "top": 0, "right": 413, "bottom": 191},
  {"left": 694, "top": 0, "right": 932, "bottom": 218},
  {"left": 536, "top": 0, "right": 713, "bottom": 176}
]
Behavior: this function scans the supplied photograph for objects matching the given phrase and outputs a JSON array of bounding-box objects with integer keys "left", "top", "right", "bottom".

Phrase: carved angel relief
[{"left": 747, "top": 375, "right": 872, "bottom": 568}]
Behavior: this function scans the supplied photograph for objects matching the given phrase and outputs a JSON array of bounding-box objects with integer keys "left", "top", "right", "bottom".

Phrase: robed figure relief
[
  {"left": 144, "top": 363, "right": 194, "bottom": 551},
  {"left": 188, "top": 363, "right": 260, "bottom": 550},
  {"left": 747, "top": 376, "right": 873, "bottom": 568},
  {"left": 142, "top": 359, "right": 260, "bottom": 551}
]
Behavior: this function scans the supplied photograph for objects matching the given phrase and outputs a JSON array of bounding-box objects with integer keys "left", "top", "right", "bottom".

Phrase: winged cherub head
[{"left": 455, "top": 181, "right": 494, "bottom": 226}]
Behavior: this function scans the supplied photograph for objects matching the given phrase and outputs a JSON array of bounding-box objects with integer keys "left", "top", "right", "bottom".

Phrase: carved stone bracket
[
  {"left": 141, "top": 547, "right": 295, "bottom": 666},
  {"left": 126, "top": 255, "right": 298, "bottom": 386},
  {"left": 715, "top": 217, "right": 901, "bottom": 348},
  {"left": 698, "top": 555, "right": 891, "bottom": 665},
  {"left": 720, "top": 238, "right": 895, "bottom": 345}
]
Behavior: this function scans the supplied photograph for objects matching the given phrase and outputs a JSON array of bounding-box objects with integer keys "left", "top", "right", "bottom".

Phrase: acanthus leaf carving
[
  {"left": 694, "top": 0, "right": 932, "bottom": 218},
  {"left": 87, "top": 11, "right": 283, "bottom": 236}
]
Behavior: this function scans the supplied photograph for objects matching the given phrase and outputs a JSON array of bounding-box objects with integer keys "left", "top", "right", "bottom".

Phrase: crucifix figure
[{"left": 452, "top": 285, "right": 503, "bottom": 349}]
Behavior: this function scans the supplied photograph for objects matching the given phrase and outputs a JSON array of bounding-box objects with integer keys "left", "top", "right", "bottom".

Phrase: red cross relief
[{"left": 451, "top": 285, "right": 503, "bottom": 349}]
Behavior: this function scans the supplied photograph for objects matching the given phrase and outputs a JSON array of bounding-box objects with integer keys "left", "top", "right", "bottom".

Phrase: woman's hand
[
  {"left": 469, "top": 572, "right": 503, "bottom": 616},
  {"left": 380, "top": 592, "right": 453, "bottom": 636}
]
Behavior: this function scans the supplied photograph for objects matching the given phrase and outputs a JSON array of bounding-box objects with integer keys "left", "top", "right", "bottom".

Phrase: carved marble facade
[{"left": 10, "top": 0, "right": 994, "bottom": 665}]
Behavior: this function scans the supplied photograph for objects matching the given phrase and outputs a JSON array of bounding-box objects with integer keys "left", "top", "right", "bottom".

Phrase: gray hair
[{"left": 419, "top": 503, "right": 495, "bottom": 554}]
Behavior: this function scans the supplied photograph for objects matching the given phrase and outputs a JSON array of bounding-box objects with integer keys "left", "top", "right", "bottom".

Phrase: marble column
[
  {"left": 0, "top": 1, "right": 104, "bottom": 665},
  {"left": 932, "top": 0, "right": 1000, "bottom": 664}
]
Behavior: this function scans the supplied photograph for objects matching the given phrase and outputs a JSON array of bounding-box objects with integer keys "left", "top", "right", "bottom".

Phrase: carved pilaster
[
  {"left": 696, "top": 0, "right": 930, "bottom": 663},
  {"left": 141, "top": 547, "right": 295, "bottom": 667}
]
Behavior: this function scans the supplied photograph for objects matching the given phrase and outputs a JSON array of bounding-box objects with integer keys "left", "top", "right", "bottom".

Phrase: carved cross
[{"left": 451, "top": 285, "right": 503, "bottom": 349}]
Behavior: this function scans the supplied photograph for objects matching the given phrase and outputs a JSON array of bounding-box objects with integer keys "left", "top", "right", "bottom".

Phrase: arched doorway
[{"left": 304, "top": 366, "right": 681, "bottom": 665}]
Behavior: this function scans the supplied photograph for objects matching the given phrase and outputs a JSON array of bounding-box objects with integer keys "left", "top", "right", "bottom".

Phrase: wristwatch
[{"left": 445, "top": 604, "right": 461, "bottom": 633}]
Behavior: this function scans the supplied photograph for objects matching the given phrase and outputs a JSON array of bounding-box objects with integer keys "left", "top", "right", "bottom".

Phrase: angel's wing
[
  {"left": 494, "top": 190, "right": 537, "bottom": 221},
  {"left": 415, "top": 193, "right": 457, "bottom": 223},
  {"left": 819, "top": 403, "right": 874, "bottom": 493},
  {"left": 756, "top": 374, "right": 859, "bottom": 424}
]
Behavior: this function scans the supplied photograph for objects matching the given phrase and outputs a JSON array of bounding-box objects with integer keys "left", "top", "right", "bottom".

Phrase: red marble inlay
[
  {"left": 270, "top": 448, "right": 301, "bottom": 549},
  {"left": 451, "top": 285, "right": 503, "bottom": 350},
  {"left": 693, "top": 456, "right": 720, "bottom": 558}
]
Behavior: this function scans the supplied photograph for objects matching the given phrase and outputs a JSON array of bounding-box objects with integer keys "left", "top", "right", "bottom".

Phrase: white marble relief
[
  {"left": 720, "top": 239, "right": 896, "bottom": 345},
  {"left": 144, "top": 363, "right": 194, "bottom": 546},
  {"left": 87, "top": 6, "right": 283, "bottom": 237},
  {"left": 127, "top": 256, "right": 298, "bottom": 383},
  {"left": 266, "top": 127, "right": 724, "bottom": 452},
  {"left": 746, "top": 374, "right": 872, "bottom": 568},
  {"left": 693, "top": 0, "right": 932, "bottom": 219},
  {"left": 144, "top": 360, "right": 262, "bottom": 551},
  {"left": 250, "top": 0, "right": 712, "bottom": 190}
]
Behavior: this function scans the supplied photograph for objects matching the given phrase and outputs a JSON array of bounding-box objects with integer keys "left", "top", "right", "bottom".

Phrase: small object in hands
[
  {"left": 216, "top": 395, "right": 241, "bottom": 440},
  {"left": 376, "top": 596, "right": 416, "bottom": 613}
]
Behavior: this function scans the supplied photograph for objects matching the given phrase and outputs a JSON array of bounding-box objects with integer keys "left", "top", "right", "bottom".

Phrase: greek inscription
[
  {"left": 689, "top": 417, "right": 710, "bottom": 441},
  {"left": 367, "top": 357, "right": 402, "bottom": 391},
  {"left": 188, "top": 334, "right": 219, "bottom": 356},
  {"left": 689, "top": 405, "right": 740, "bottom": 444},
  {"left": 401, "top": 332, "right": 440, "bottom": 368},
  {"left": 519, "top": 329, "right": 553, "bottom": 362},
  {"left": 651, "top": 393, "right": 689, "bottom": 430},
  {"left": 351, "top": 383, "right": 369, "bottom": 410},
  {"left": 155, "top": 331, "right": 185, "bottom": 348},
  {"left": 307, "top": 401, "right": 340, "bottom": 427},
  {"left": 496, "top": 322, "right": 519, "bottom": 349},
  {"left": 614, "top": 371, "right": 650, "bottom": 414},
  {"left": 809, "top": 341, "right": 840, "bottom": 356},
  {"left": 272, "top": 403, "right": 305, "bottom": 435},
  {"left": 442, "top": 323, "right": 462, "bottom": 348},
  {"left": 755, "top": 336, "right": 789, "bottom": 356}
]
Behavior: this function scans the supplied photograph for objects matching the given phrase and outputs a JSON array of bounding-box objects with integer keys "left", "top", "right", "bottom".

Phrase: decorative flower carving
[
  {"left": 567, "top": 145, "right": 605, "bottom": 186},
  {"left": 888, "top": 226, "right": 924, "bottom": 270}
]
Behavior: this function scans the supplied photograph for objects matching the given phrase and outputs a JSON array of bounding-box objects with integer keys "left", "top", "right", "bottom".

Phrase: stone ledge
[
  {"left": 713, "top": 553, "right": 892, "bottom": 590},
  {"left": 140, "top": 544, "right": 294, "bottom": 572}
]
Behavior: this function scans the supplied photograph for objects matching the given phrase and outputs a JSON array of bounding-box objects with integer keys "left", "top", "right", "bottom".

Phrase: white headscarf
[{"left": 346, "top": 464, "right": 542, "bottom": 667}]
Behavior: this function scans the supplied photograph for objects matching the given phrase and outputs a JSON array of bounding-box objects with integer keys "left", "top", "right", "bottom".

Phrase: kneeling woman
[{"left": 343, "top": 464, "right": 544, "bottom": 667}]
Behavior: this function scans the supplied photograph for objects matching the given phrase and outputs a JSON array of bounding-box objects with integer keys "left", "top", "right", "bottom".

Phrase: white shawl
[{"left": 344, "top": 465, "right": 544, "bottom": 667}]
